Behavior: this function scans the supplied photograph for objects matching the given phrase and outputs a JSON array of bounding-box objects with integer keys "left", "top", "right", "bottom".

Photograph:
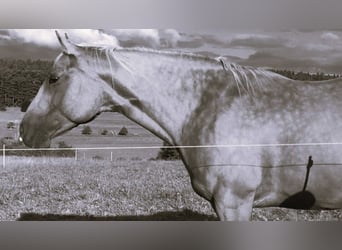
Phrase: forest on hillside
[
  {"left": 0, "top": 58, "right": 341, "bottom": 110},
  {"left": 0, "top": 59, "right": 52, "bottom": 110},
  {"left": 270, "top": 69, "right": 341, "bottom": 81}
]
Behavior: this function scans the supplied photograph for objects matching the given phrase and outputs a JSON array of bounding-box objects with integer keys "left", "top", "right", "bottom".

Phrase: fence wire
[{"left": 3, "top": 142, "right": 342, "bottom": 169}]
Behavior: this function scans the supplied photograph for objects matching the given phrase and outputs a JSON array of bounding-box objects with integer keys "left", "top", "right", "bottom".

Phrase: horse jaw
[{"left": 20, "top": 112, "right": 78, "bottom": 148}]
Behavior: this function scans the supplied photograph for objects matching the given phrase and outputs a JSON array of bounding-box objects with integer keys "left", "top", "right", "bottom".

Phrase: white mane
[
  {"left": 215, "top": 56, "right": 285, "bottom": 96},
  {"left": 78, "top": 45, "right": 285, "bottom": 96}
]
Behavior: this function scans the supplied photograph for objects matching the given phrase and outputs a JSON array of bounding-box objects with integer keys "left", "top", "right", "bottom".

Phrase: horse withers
[{"left": 20, "top": 31, "right": 342, "bottom": 220}]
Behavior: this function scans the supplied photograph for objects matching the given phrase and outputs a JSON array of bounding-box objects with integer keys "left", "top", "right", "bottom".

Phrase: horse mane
[
  {"left": 76, "top": 44, "right": 285, "bottom": 96},
  {"left": 79, "top": 44, "right": 216, "bottom": 64},
  {"left": 215, "top": 56, "right": 284, "bottom": 96}
]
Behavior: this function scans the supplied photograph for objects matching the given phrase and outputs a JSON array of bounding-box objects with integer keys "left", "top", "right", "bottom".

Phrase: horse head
[{"left": 20, "top": 31, "right": 115, "bottom": 148}]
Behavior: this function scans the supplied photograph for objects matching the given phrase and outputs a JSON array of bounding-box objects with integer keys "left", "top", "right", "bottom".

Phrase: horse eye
[{"left": 49, "top": 75, "right": 59, "bottom": 84}]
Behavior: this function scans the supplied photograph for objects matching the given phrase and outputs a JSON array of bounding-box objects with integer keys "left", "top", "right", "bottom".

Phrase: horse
[{"left": 19, "top": 31, "right": 342, "bottom": 220}]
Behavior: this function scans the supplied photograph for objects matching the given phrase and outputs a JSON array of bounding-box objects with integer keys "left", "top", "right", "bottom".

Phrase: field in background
[{"left": 0, "top": 108, "right": 164, "bottom": 159}]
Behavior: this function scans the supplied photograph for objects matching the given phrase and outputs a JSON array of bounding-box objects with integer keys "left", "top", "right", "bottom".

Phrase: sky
[
  {"left": 1, "top": 0, "right": 342, "bottom": 72},
  {"left": 1, "top": 29, "right": 342, "bottom": 74}
]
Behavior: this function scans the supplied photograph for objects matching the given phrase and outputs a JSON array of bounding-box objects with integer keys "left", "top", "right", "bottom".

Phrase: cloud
[
  {"left": 7, "top": 29, "right": 119, "bottom": 48},
  {"left": 8, "top": 29, "right": 58, "bottom": 47},
  {"left": 229, "top": 33, "right": 289, "bottom": 49},
  {"left": 304, "top": 43, "right": 336, "bottom": 52},
  {"left": 4, "top": 28, "right": 216, "bottom": 51},
  {"left": 193, "top": 51, "right": 220, "bottom": 58},
  {"left": 67, "top": 29, "right": 119, "bottom": 47},
  {"left": 240, "top": 49, "right": 342, "bottom": 73},
  {"left": 0, "top": 34, "right": 10, "bottom": 42},
  {"left": 177, "top": 36, "right": 204, "bottom": 48},
  {"left": 104, "top": 29, "right": 182, "bottom": 49},
  {"left": 172, "top": 33, "right": 229, "bottom": 49},
  {"left": 321, "top": 32, "right": 340, "bottom": 41},
  {"left": 1, "top": 29, "right": 119, "bottom": 59},
  {"left": 241, "top": 51, "right": 320, "bottom": 71},
  {"left": 105, "top": 29, "right": 160, "bottom": 48},
  {"left": 2, "top": 29, "right": 342, "bottom": 74},
  {"left": 211, "top": 31, "right": 342, "bottom": 73},
  {"left": 160, "top": 29, "right": 181, "bottom": 47},
  {"left": 7, "top": 29, "right": 182, "bottom": 49},
  {"left": 324, "top": 57, "right": 342, "bottom": 73},
  {"left": 0, "top": 29, "right": 185, "bottom": 59},
  {"left": 202, "top": 34, "right": 228, "bottom": 47},
  {"left": 0, "top": 30, "right": 10, "bottom": 41}
]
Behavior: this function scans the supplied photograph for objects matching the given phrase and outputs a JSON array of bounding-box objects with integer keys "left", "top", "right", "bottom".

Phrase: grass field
[
  {"left": 0, "top": 108, "right": 164, "bottom": 159},
  {"left": 1, "top": 108, "right": 342, "bottom": 221},
  {"left": 0, "top": 156, "right": 216, "bottom": 221},
  {"left": 1, "top": 156, "right": 342, "bottom": 221}
]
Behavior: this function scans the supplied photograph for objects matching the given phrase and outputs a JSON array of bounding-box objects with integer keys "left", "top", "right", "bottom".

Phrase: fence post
[{"left": 2, "top": 144, "right": 5, "bottom": 168}]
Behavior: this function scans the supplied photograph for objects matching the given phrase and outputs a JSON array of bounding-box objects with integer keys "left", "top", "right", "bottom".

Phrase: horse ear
[{"left": 55, "top": 30, "right": 78, "bottom": 55}]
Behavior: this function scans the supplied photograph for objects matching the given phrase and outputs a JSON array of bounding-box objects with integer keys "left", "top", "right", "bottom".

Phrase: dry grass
[
  {"left": 0, "top": 157, "right": 215, "bottom": 221},
  {"left": 0, "top": 156, "right": 341, "bottom": 221}
]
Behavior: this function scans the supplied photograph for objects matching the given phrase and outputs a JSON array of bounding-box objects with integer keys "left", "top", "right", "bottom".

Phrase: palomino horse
[{"left": 20, "top": 32, "right": 342, "bottom": 220}]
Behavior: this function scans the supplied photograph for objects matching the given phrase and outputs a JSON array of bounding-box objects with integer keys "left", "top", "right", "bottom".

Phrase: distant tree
[
  {"left": 81, "top": 125, "right": 92, "bottom": 135},
  {"left": 0, "top": 58, "right": 52, "bottom": 107},
  {"left": 0, "top": 104, "right": 6, "bottom": 111},
  {"left": 21, "top": 99, "right": 31, "bottom": 112},
  {"left": 100, "top": 129, "right": 108, "bottom": 135},
  {"left": 156, "top": 141, "right": 181, "bottom": 160},
  {"left": 7, "top": 121, "right": 15, "bottom": 129},
  {"left": 271, "top": 69, "right": 340, "bottom": 81},
  {"left": 118, "top": 126, "right": 128, "bottom": 136}
]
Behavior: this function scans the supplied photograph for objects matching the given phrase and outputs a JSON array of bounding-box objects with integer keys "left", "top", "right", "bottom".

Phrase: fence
[
  {"left": 1, "top": 144, "right": 173, "bottom": 168},
  {"left": 4, "top": 142, "right": 342, "bottom": 168}
]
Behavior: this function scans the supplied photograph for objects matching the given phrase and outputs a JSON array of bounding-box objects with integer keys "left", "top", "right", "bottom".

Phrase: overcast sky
[
  {"left": 1, "top": 0, "right": 342, "bottom": 73},
  {"left": 1, "top": 29, "right": 342, "bottom": 73}
]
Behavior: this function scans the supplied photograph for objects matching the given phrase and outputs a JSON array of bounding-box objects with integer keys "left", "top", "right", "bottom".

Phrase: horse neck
[{"left": 103, "top": 49, "right": 219, "bottom": 144}]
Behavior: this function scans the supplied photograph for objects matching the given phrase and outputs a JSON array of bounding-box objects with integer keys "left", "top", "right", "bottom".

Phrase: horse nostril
[
  {"left": 19, "top": 122, "right": 26, "bottom": 143},
  {"left": 19, "top": 123, "right": 24, "bottom": 136}
]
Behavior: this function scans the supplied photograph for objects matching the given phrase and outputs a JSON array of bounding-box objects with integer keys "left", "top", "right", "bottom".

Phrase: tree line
[
  {"left": 0, "top": 58, "right": 341, "bottom": 110},
  {"left": 0, "top": 58, "right": 52, "bottom": 110},
  {"left": 270, "top": 69, "right": 341, "bottom": 81}
]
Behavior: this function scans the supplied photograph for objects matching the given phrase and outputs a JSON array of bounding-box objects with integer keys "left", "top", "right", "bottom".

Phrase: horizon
[{"left": 1, "top": 29, "right": 342, "bottom": 74}]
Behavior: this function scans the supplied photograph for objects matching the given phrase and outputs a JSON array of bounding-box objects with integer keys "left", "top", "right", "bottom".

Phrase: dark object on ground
[
  {"left": 81, "top": 125, "right": 92, "bottom": 135},
  {"left": 279, "top": 191, "right": 316, "bottom": 210},
  {"left": 7, "top": 121, "right": 15, "bottom": 129},
  {"left": 280, "top": 156, "right": 316, "bottom": 209},
  {"left": 17, "top": 209, "right": 218, "bottom": 221},
  {"left": 156, "top": 141, "right": 181, "bottom": 160},
  {"left": 118, "top": 126, "right": 128, "bottom": 135},
  {"left": 100, "top": 129, "right": 108, "bottom": 135}
]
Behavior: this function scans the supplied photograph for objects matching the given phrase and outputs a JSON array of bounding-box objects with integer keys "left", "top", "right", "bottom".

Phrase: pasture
[
  {"left": 0, "top": 108, "right": 164, "bottom": 159},
  {"left": 1, "top": 108, "right": 342, "bottom": 221},
  {"left": 1, "top": 156, "right": 341, "bottom": 221}
]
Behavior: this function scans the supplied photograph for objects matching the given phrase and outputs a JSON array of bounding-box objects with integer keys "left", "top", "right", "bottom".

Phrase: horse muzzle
[{"left": 19, "top": 117, "right": 52, "bottom": 148}]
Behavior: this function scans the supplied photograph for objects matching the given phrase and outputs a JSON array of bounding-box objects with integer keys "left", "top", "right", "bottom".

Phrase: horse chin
[
  {"left": 23, "top": 136, "right": 51, "bottom": 149},
  {"left": 35, "top": 139, "right": 51, "bottom": 149},
  {"left": 51, "top": 122, "right": 78, "bottom": 138}
]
